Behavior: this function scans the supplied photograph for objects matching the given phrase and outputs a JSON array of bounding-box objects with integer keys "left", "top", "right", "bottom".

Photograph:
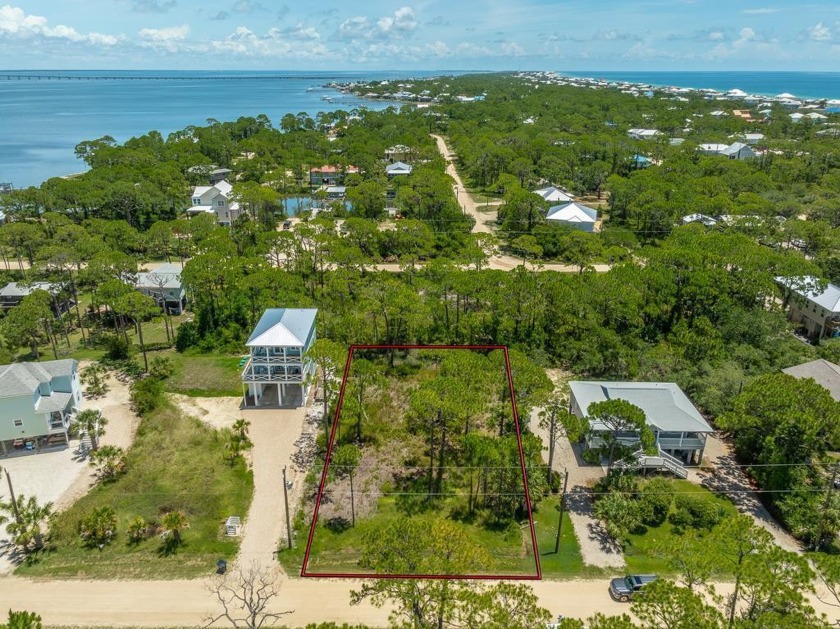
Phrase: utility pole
[
  {"left": 554, "top": 468, "right": 569, "bottom": 554},
  {"left": 4, "top": 468, "right": 20, "bottom": 523},
  {"left": 282, "top": 466, "right": 293, "bottom": 550}
]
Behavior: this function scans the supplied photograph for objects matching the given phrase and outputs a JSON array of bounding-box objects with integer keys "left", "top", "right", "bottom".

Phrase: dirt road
[{"left": 430, "top": 133, "right": 610, "bottom": 274}]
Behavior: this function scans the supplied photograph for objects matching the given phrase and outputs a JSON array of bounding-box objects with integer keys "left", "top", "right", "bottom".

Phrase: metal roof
[
  {"left": 782, "top": 359, "right": 840, "bottom": 402},
  {"left": 569, "top": 381, "right": 714, "bottom": 434},
  {"left": 546, "top": 202, "right": 597, "bottom": 224},
  {"left": 136, "top": 263, "right": 183, "bottom": 290},
  {"left": 35, "top": 391, "right": 73, "bottom": 413},
  {"left": 533, "top": 186, "right": 573, "bottom": 203},
  {"left": 776, "top": 276, "right": 840, "bottom": 313},
  {"left": 246, "top": 308, "right": 317, "bottom": 347}
]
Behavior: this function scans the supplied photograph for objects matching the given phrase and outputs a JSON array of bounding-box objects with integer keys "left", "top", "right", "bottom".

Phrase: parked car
[
  {"left": 608, "top": 574, "right": 658, "bottom": 602},
  {"left": 282, "top": 219, "right": 292, "bottom": 230}
]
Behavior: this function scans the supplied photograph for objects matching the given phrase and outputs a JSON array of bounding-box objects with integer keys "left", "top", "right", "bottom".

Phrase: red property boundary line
[{"left": 300, "top": 344, "right": 542, "bottom": 580}]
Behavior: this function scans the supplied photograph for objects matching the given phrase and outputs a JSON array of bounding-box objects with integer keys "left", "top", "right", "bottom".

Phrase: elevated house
[
  {"left": 187, "top": 180, "right": 243, "bottom": 227},
  {"left": 776, "top": 276, "right": 840, "bottom": 339},
  {"left": 310, "top": 165, "right": 359, "bottom": 187},
  {"left": 135, "top": 263, "right": 186, "bottom": 315},
  {"left": 0, "top": 359, "right": 82, "bottom": 455},
  {"left": 546, "top": 202, "right": 598, "bottom": 232},
  {"left": 242, "top": 308, "right": 317, "bottom": 408},
  {"left": 385, "top": 161, "right": 413, "bottom": 177},
  {"left": 569, "top": 381, "right": 715, "bottom": 476},
  {"left": 0, "top": 282, "right": 71, "bottom": 315}
]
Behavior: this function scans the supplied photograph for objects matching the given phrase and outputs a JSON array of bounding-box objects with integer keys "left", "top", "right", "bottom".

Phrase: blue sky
[{"left": 1, "top": 1, "right": 839, "bottom": 70}]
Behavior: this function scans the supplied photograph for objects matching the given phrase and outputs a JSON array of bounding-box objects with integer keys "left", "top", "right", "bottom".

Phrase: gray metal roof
[
  {"left": 0, "top": 359, "right": 76, "bottom": 398},
  {"left": 782, "top": 359, "right": 840, "bottom": 402},
  {"left": 136, "top": 263, "right": 183, "bottom": 290},
  {"left": 246, "top": 308, "right": 317, "bottom": 347},
  {"left": 569, "top": 381, "right": 713, "bottom": 434},
  {"left": 0, "top": 282, "right": 57, "bottom": 298}
]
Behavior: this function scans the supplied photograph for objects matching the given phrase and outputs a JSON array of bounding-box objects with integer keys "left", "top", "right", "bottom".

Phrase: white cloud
[
  {"left": 806, "top": 22, "right": 832, "bottom": 42},
  {"left": 427, "top": 40, "right": 450, "bottom": 56},
  {"left": 131, "top": 0, "right": 176, "bottom": 13},
  {"left": 139, "top": 24, "right": 189, "bottom": 41},
  {"left": 742, "top": 8, "right": 779, "bottom": 14},
  {"left": 338, "top": 6, "right": 418, "bottom": 41},
  {"left": 738, "top": 27, "right": 756, "bottom": 41},
  {"left": 0, "top": 4, "right": 116, "bottom": 46},
  {"left": 233, "top": 1, "right": 267, "bottom": 14},
  {"left": 501, "top": 41, "right": 525, "bottom": 56},
  {"left": 708, "top": 31, "right": 725, "bottom": 41}
]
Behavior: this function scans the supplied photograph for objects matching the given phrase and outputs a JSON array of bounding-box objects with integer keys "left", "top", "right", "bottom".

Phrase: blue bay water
[
  {"left": 562, "top": 71, "right": 840, "bottom": 101},
  {"left": 0, "top": 70, "right": 444, "bottom": 188}
]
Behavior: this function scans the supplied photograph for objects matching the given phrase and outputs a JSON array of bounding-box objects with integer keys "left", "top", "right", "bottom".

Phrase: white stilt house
[{"left": 241, "top": 308, "right": 317, "bottom": 408}]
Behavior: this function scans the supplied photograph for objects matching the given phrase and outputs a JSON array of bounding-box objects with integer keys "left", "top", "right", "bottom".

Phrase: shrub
[
  {"left": 149, "top": 355, "right": 174, "bottom": 380},
  {"left": 638, "top": 478, "right": 674, "bottom": 527},
  {"left": 130, "top": 376, "right": 165, "bottom": 415},
  {"left": 175, "top": 320, "right": 199, "bottom": 352},
  {"left": 79, "top": 506, "right": 117, "bottom": 549},
  {"left": 106, "top": 334, "right": 132, "bottom": 360},
  {"left": 670, "top": 494, "right": 726, "bottom": 531},
  {"left": 582, "top": 448, "right": 603, "bottom": 465},
  {"left": 594, "top": 471, "right": 639, "bottom": 497},
  {"left": 593, "top": 491, "right": 642, "bottom": 547},
  {"left": 126, "top": 516, "right": 149, "bottom": 544},
  {"left": 88, "top": 445, "right": 126, "bottom": 481}
]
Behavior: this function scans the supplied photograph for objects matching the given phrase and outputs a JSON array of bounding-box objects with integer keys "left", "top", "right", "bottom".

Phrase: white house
[
  {"left": 385, "top": 161, "right": 413, "bottom": 177},
  {"left": 533, "top": 186, "right": 574, "bottom": 204},
  {"left": 187, "top": 180, "right": 243, "bottom": 226},
  {"left": 776, "top": 276, "right": 840, "bottom": 339},
  {"left": 790, "top": 112, "right": 805, "bottom": 123},
  {"left": 546, "top": 202, "right": 598, "bottom": 232},
  {"left": 741, "top": 133, "right": 765, "bottom": 144},
  {"left": 682, "top": 213, "right": 718, "bottom": 227},
  {"left": 569, "top": 380, "right": 714, "bottom": 473},
  {"left": 241, "top": 308, "right": 318, "bottom": 408},
  {"left": 135, "top": 263, "right": 186, "bottom": 315},
  {"left": 627, "top": 128, "right": 663, "bottom": 140}
]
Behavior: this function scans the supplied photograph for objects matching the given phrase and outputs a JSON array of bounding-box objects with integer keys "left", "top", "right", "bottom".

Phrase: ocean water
[
  {"left": 0, "top": 70, "right": 445, "bottom": 188},
  {"left": 562, "top": 71, "right": 840, "bottom": 101}
]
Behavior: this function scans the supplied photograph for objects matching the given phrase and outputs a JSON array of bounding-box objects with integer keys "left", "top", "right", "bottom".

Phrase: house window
[
  {"left": 13, "top": 419, "right": 22, "bottom": 427},
  {"left": 192, "top": 198, "right": 201, "bottom": 205}
]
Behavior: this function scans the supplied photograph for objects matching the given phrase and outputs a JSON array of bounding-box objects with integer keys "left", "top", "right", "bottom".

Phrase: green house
[{"left": 0, "top": 359, "right": 82, "bottom": 455}]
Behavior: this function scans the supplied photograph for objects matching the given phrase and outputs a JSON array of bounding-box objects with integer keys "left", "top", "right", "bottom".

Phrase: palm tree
[
  {"left": 160, "top": 510, "right": 189, "bottom": 548},
  {"left": 79, "top": 506, "right": 117, "bottom": 549},
  {"left": 74, "top": 409, "right": 107, "bottom": 450},
  {"left": 0, "top": 495, "right": 54, "bottom": 553}
]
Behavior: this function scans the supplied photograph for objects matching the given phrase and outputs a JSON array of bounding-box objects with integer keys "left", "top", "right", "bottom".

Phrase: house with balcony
[
  {"left": 135, "top": 263, "right": 186, "bottom": 315},
  {"left": 186, "top": 180, "right": 243, "bottom": 226},
  {"left": 310, "top": 165, "right": 359, "bottom": 187},
  {"left": 776, "top": 276, "right": 840, "bottom": 339},
  {"left": 569, "top": 381, "right": 714, "bottom": 477},
  {"left": 241, "top": 308, "right": 317, "bottom": 408},
  {"left": 0, "top": 359, "right": 82, "bottom": 455},
  {"left": 0, "top": 281, "right": 72, "bottom": 315}
]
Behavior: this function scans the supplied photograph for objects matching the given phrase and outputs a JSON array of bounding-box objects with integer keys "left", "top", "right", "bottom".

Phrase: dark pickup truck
[{"left": 608, "top": 574, "right": 658, "bottom": 602}]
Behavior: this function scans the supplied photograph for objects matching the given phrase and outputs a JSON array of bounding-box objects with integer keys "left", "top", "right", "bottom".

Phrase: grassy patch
[
  {"left": 17, "top": 401, "right": 253, "bottom": 579},
  {"left": 165, "top": 351, "right": 244, "bottom": 397},
  {"left": 532, "top": 496, "right": 605, "bottom": 579},
  {"left": 624, "top": 480, "right": 739, "bottom": 575}
]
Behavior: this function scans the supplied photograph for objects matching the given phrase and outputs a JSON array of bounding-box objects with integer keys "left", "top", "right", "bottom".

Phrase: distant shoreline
[{"left": 558, "top": 70, "right": 840, "bottom": 101}]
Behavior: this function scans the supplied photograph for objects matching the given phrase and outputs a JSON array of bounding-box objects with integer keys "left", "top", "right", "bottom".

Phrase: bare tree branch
[{"left": 204, "top": 562, "right": 293, "bottom": 629}]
